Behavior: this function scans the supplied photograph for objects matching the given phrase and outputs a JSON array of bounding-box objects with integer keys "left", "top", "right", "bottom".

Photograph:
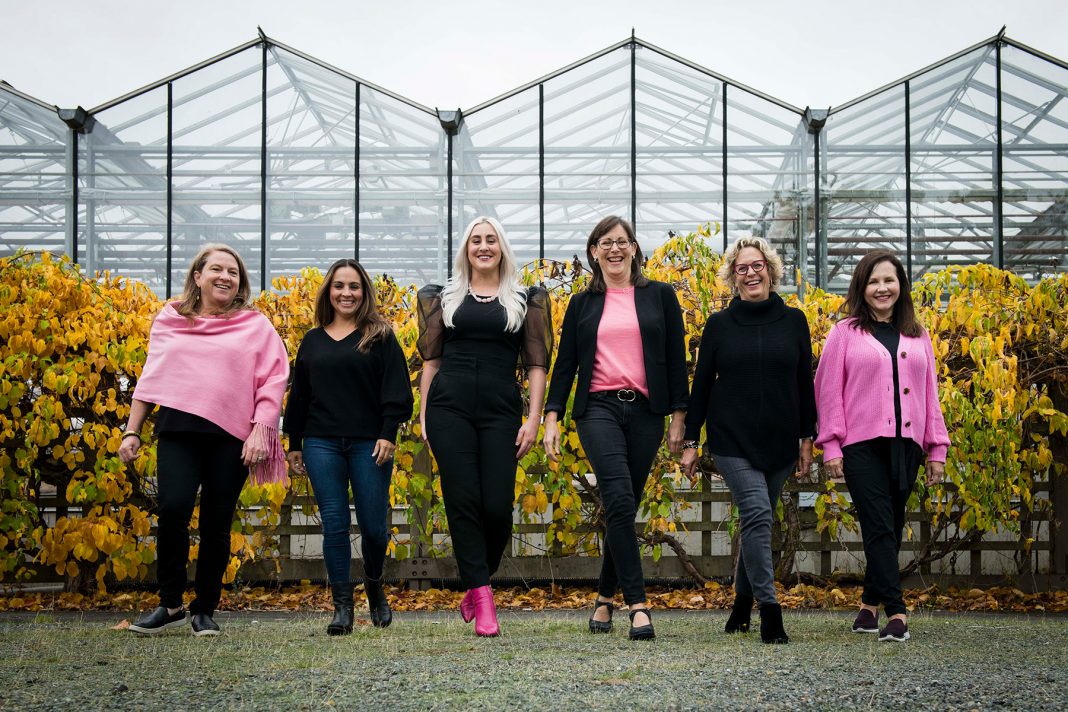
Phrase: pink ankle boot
[
  {"left": 471, "top": 585, "right": 499, "bottom": 637},
  {"left": 460, "top": 589, "right": 475, "bottom": 623}
]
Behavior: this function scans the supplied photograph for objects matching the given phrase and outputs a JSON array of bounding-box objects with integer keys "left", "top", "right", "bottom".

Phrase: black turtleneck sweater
[{"left": 684, "top": 292, "right": 817, "bottom": 472}]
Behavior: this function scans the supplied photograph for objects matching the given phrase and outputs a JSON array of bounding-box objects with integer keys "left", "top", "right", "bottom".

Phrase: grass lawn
[{"left": 2, "top": 609, "right": 1066, "bottom": 710}]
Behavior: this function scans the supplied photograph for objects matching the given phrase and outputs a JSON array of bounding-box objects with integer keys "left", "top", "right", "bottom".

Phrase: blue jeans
[{"left": 302, "top": 437, "right": 392, "bottom": 585}]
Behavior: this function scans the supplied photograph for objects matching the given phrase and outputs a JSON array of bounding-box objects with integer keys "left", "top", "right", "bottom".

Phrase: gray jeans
[{"left": 712, "top": 453, "right": 794, "bottom": 606}]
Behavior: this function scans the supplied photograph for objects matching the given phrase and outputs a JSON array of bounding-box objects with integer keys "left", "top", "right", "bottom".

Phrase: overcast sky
[{"left": 2, "top": 0, "right": 1065, "bottom": 113}]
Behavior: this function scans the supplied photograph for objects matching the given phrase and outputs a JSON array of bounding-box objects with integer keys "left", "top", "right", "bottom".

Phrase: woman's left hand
[
  {"left": 796, "top": 439, "right": 813, "bottom": 480},
  {"left": 667, "top": 410, "right": 686, "bottom": 455},
  {"left": 372, "top": 439, "right": 395, "bottom": 467},
  {"left": 516, "top": 418, "right": 540, "bottom": 459},
  {"left": 925, "top": 460, "right": 945, "bottom": 486},
  {"left": 241, "top": 432, "right": 268, "bottom": 467}
]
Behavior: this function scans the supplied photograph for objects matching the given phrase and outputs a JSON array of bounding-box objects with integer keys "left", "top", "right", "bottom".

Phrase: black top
[
  {"left": 416, "top": 285, "right": 553, "bottom": 371},
  {"left": 684, "top": 292, "right": 817, "bottom": 472},
  {"left": 155, "top": 406, "right": 229, "bottom": 436},
  {"left": 872, "top": 321, "right": 903, "bottom": 437},
  {"left": 283, "top": 326, "right": 415, "bottom": 448},
  {"left": 545, "top": 280, "right": 689, "bottom": 418}
]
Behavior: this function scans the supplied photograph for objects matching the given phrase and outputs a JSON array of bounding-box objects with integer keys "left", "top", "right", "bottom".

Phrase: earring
[{"left": 194, "top": 286, "right": 201, "bottom": 303}]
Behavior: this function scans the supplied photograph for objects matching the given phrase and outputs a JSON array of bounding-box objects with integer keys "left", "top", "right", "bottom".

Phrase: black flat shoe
[
  {"left": 588, "top": 599, "right": 614, "bottom": 633},
  {"left": 628, "top": 608, "right": 655, "bottom": 641},
  {"left": 128, "top": 606, "right": 186, "bottom": 635},
  {"left": 190, "top": 612, "right": 221, "bottom": 637}
]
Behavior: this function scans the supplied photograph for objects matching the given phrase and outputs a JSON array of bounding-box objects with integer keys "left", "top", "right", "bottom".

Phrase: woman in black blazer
[{"left": 543, "top": 215, "right": 688, "bottom": 641}]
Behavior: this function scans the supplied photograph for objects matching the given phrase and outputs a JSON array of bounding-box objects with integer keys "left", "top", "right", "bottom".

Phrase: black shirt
[
  {"left": 283, "top": 326, "right": 414, "bottom": 449},
  {"left": 155, "top": 406, "right": 230, "bottom": 436},
  {"left": 872, "top": 321, "right": 903, "bottom": 437},
  {"left": 684, "top": 292, "right": 817, "bottom": 472}
]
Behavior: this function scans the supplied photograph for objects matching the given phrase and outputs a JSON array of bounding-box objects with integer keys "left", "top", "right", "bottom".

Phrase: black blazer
[{"left": 545, "top": 280, "right": 688, "bottom": 418}]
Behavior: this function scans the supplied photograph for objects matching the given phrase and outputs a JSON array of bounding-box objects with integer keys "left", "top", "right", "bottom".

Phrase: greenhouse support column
[
  {"left": 722, "top": 84, "right": 728, "bottom": 253},
  {"left": 539, "top": 83, "right": 545, "bottom": 261},
  {"left": 630, "top": 38, "right": 637, "bottom": 229},
  {"left": 166, "top": 82, "right": 174, "bottom": 298},
  {"left": 260, "top": 41, "right": 268, "bottom": 291},
  {"left": 70, "top": 130, "right": 79, "bottom": 264},
  {"left": 904, "top": 81, "right": 913, "bottom": 280},
  {"left": 355, "top": 82, "right": 361, "bottom": 261},
  {"left": 804, "top": 109, "right": 828, "bottom": 289},
  {"left": 994, "top": 40, "right": 1005, "bottom": 269},
  {"left": 437, "top": 110, "right": 464, "bottom": 279}
]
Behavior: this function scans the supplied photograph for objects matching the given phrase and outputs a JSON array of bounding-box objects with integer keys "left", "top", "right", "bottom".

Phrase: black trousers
[
  {"left": 426, "top": 355, "right": 522, "bottom": 590},
  {"left": 155, "top": 432, "right": 247, "bottom": 615},
  {"left": 843, "top": 437, "right": 923, "bottom": 617},
  {"left": 576, "top": 393, "right": 665, "bottom": 605}
]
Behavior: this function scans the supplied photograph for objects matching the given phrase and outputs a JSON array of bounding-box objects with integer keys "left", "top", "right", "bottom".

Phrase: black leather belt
[{"left": 591, "top": 388, "right": 645, "bottom": 403}]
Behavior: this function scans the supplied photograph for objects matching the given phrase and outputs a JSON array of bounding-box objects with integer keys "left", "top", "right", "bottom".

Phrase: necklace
[{"left": 468, "top": 285, "right": 498, "bottom": 303}]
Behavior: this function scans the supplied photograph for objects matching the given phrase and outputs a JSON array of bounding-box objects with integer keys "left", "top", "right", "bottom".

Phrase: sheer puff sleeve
[
  {"left": 521, "top": 285, "right": 553, "bottom": 371},
  {"left": 416, "top": 284, "right": 445, "bottom": 362}
]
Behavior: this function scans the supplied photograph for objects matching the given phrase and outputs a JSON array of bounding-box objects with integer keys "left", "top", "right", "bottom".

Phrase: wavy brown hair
[
  {"left": 314, "top": 259, "right": 392, "bottom": 352},
  {"left": 585, "top": 215, "right": 649, "bottom": 294},
  {"left": 843, "top": 250, "right": 923, "bottom": 337},
  {"left": 175, "top": 243, "right": 252, "bottom": 318}
]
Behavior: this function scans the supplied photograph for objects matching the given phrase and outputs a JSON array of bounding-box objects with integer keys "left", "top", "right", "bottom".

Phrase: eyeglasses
[
  {"left": 596, "top": 238, "right": 634, "bottom": 250},
  {"left": 733, "top": 260, "right": 767, "bottom": 276}
]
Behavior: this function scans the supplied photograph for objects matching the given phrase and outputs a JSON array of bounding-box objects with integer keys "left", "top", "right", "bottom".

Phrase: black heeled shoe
[
  {"left": 724, "top": 593, "right": 753, "bottom": 633},
  {"left": 759, "top": 603, "right": 789, "bottom": 644},
  {"left": 588, "top": 599, "right": 614, "bottom": 633},
  {"left": 628, "top": 608, "right": 655, "bottom": 641}
]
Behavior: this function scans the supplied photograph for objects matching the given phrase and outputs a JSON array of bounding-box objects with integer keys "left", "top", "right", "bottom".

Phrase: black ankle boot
[
  {"left": 725, "top": 593, "right": 753, "bottom": 633},
  {"left": 327, "top": 582, "right": 354, "bottom": 636},
  {"left": 365, "top": 577, "right": 392, "bottom": 628},
  {"left": 759, "top": 602, "right": 789, "bottom": 644}
]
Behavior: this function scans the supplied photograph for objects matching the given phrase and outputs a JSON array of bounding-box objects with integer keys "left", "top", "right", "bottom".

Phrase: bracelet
[
  {"left": 681, "top": 440, "right": 699, "bottom": 450},
  {"left": 122, "top": 431, "right": 141, "bottom": 441}
]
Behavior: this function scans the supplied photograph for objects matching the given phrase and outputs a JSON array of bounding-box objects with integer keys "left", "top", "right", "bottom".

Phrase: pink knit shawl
[{"left": 133, "top": 303, "right": 290, "bottom": 484}]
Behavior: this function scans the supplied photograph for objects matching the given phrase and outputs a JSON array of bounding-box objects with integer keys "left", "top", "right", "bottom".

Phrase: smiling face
[
  {"left": 732, "top": 246, "right": 771, "bottom": 302},
  {"left": 591, "top": 224, "right": 636, "bottom": 287},
  {"left": 328, "top": 266, "right": 363, "bottom": 321},
  {"left": 864, "top": 259, "right": 900, "bottom": 322},
  {"left": 465, "top": 222, "right": 501, "bottom": 278},
  {"left": 193, "top": 250, "right": 241, "bottom": 313}
]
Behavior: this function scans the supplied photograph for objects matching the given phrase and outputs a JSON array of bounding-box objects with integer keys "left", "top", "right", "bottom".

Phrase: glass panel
[
  {"left": 822, "top": 85, "right": 907, "bottom": 291},
  {"left": 0, "top": 87, "right": 70, "bottom": 258},
  {"left": 267, "top": 48, "right": 357, "bottom": 282},
  {"left": 635, "top": 48, "right": 724, "bottom": 253},
  {"left": 910, "top": 46, "right": 998, "bottom": 277},
  {"left": 1000, "top": 46, "right": 1068, "bottom": 280},
  {"left": 543, "top": 48, "right": 631, "bottom": 264},
  {"left": 171, "top": 46, "right": 264, "bottom": 290},
  {"left": 455, "top": 87, "right": 541, "bottom": 270},
  {"left": 358, "top": 87, "right": 445, "bottom": 286},
  {"left": 726, "top": 87, "right": 808, "bottom": 288}
]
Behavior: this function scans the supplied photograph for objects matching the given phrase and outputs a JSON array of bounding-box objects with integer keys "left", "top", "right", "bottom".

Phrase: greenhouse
[{"left": 1, "top": 29, "right": 1065, "bottom": 295}]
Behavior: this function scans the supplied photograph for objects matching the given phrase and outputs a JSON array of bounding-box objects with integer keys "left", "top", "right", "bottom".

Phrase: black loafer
[
  {"left": 588, "top": 599, "right": 614, "bottom": 634},
  {"left": 128, "top": 606, "right": 187, "bottom": 635},
  {"left": 628, "top": 608, "right": 655, "bottom": 641},
  {"left": 190, "top": 613, "right": 221, "bottom": 637}
]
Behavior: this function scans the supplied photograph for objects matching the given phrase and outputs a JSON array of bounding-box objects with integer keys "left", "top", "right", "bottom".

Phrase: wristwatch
[{"left": 681, "top": 440, "right": 699, "bottom": 450}]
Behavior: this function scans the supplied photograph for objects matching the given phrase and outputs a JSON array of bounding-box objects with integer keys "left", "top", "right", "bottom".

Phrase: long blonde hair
[
  {"left": 440, "top": 216, "right": 527, "bottom": 333},
  {"left": 175, "top": 243, "right": 252, "bottom": 317}
]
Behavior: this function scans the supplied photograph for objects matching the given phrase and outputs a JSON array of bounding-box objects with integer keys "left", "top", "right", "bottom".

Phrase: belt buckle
[{"left": 616, "top": 389, "right": 637, "bottom": 402}]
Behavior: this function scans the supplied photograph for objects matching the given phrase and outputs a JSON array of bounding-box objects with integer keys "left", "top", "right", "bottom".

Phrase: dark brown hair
[
  {"left": 175, "top": 243, "right": 252, "bottom": 318},
  {"left": 843, "top": 250, "right": 922, "bottom": 337},
  {"left": 314, "top": 259, "right": 392, "bottom": 352},
  {"left": 585, "top": 215, "right": 649, "bottom": 294}
]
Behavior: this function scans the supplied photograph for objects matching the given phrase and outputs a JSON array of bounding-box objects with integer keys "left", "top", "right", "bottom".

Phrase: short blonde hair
[{"left": 718, "top": 236, "right": 784, "bottom": 295}]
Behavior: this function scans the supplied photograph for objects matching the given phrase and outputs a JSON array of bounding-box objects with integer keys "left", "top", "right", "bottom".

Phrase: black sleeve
[
  {"left": 795, "top": 309, "right": 817, "bottom": 439},
  {"left": 662, "top": 283, "right": 689, "bottom": 412},
  {"left": 684, "top": 317, "right": 716, "bottom": 443},
  {"left": 282, "top": 333, "right": 312, "bottom": 450},
  {"left": 378, "top": 329, "right": 416, "bottom": 442},
  {"left": 520, "top": 285, "right": 553, "bottom": 371},
  {"left": 416, "top": 284, "right": 445, "bottom": 361},
  {"left": 544, "top": 293, "right": 581, "bottom": 416}
]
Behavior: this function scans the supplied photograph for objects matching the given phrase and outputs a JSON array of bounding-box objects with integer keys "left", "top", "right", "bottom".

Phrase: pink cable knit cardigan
[
  {"left": 133, "top": 303, "right": 290, "bottom": 484},
  {"left": 814, "top": 318, "right": 949, "bottom": 463}
]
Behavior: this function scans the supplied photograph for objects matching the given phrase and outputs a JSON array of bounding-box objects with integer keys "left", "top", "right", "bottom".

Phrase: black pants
[
  {"left": 426, "top": 355, "right": 522, "bottom": 590},
  {"left": 155, "top": 432, "right": 247, "bottom": 615},
  {"left": 576, "top": 393, "right": 665, "bottom": 605},
  {"left": 843, "top": 437, "right": 923, "bottom": 617}
]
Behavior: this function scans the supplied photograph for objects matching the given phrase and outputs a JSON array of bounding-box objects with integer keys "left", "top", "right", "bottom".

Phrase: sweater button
[
  {"left": 903, "top": 387, "right": 910, "bottom": 395},
  {"left": 905, "top": 421, "right": 911, "bottom": 428},
  {"left": 900, "top": 351, "right": 907, "bottom": 358}
]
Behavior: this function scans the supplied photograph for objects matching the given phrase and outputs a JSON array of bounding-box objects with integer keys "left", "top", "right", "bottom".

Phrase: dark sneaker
[
  {"left": 190, "top": 613, "right": 221, "bottom": 637},
  {"left": 128, "top": 606, "right": 187, "bottom": 635},
  {"left": 852, "top": 608, "right": 879, "bottom": 634},
  {"left": 878, "top": 618, "right": 910, "bottom": 642}
]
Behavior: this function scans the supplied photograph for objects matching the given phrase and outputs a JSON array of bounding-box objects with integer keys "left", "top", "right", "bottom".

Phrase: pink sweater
[
  {"left": 814, "top": 318, "right": 949, "bottom": 463},
  {"left": 590, "top": 287, "right": 649, "bottom": 397}
]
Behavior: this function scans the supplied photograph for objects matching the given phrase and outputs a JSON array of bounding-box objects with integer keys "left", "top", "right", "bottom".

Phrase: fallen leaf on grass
[{"left": 110, "top": 620, "right": 130, "bottom": 630}]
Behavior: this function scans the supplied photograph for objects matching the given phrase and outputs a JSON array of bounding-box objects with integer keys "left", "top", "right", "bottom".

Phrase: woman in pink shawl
[{"left": 118, "top": 243, "right": 289, "bottom": 637}]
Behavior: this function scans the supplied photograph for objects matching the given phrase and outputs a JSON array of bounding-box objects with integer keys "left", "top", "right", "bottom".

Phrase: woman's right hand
[
  {"left": 419, "top": 412, "right": 429, "bottom": 443},
  {"left": 287, "top": 450, "right": 305, "bottom": 475},
  {"left": 118, "top": 435, "right": 140, "bottom": 464},
  {"left": 680, "top": 447, "right": 699, "bottom": 480},
  {"left": 542, "top": 414, "right": 561, "bottom": 462},
  {"left": 825, "top": 457, "right": 845, "bottom": 482}
]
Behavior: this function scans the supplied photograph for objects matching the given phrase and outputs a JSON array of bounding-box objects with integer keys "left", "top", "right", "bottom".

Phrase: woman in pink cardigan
[
  {"left": 118, "top": 244, "right": 289, "bottom": 637},
  {"left": 815, "top": 250, "right": 949, "bottom": 643}
]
